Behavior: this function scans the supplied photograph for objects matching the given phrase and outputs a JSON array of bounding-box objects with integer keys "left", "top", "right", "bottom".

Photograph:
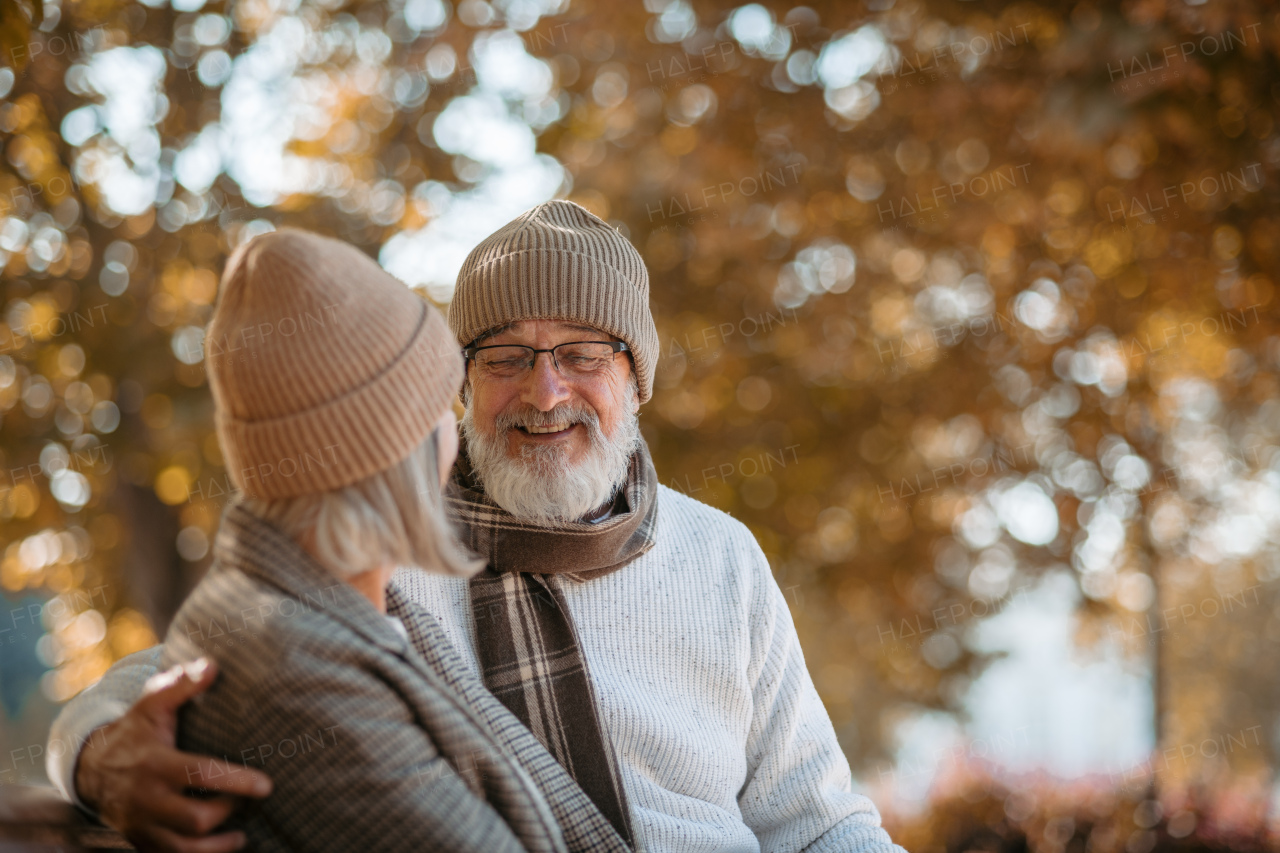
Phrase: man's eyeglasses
[{"left": 463, "top": 341, "right": 630, "bottom": 380}]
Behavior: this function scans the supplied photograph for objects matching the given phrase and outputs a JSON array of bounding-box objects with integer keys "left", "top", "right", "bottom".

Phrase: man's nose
[{"left": 520, "top": 352, "right": 572, "bottom": 411}]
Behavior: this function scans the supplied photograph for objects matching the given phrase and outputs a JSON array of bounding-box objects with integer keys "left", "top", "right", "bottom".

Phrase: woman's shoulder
[{"left": 163, "top": 561, "right": 357, "bottom": 678}]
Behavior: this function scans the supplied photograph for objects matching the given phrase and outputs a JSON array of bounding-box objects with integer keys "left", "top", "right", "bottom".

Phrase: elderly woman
[{"left": 149, "top": 229, "right": 581, "bottom": 853}]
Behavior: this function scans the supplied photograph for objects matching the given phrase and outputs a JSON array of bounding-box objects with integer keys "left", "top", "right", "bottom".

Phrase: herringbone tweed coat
[{"left": 158, "top": 503, "right": 630, "bottom": 853}]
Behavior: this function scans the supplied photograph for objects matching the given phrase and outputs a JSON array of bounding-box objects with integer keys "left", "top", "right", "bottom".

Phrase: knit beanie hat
[
  {"left": 448, "top": 200, "right": 660, "bottom": 403},
  {"left": 208, "top": 228, "right": 463, "bottom": 500}
]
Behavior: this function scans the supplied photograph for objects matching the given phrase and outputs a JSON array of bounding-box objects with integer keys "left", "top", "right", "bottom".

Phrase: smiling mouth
[{"left": 517, "top": 423, "right": 576, "bottom": 436}]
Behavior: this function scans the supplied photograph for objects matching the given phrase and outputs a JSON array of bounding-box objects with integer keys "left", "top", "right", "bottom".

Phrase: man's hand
[{"left": 75, "top": 657, "right": 273, "bottom": 853}]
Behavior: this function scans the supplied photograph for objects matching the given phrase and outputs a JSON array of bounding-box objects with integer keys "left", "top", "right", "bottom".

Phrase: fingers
[
  {"left": 140, "top": 658, "right": 218, "bottom": 718},
  {"left": 157, "top": 751, "right": 272, "bottom": 800},
  {"left": 101, "top": 658, "right": 267, "bottom": 853},
  {"left": 108, "top": 758, "right": 265, "bottom": 851},
  {"left": 118, "top": 785, "right": 245, "bottom": 853},
  {"left": 146, "top": 791, "right": 239, "bottom": 837},
  {"left": 139, "top": 826, "right": 248, "bottom": 853}
]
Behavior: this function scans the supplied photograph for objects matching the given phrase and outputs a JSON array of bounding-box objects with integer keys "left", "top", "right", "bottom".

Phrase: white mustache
[{"left": 496, "top": 404, "right": 598, "bottom": 434}]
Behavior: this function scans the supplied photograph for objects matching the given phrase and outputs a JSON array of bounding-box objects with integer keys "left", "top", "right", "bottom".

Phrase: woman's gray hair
[{"left": 242, "top": 428, "right": 483, "bottom": 579}]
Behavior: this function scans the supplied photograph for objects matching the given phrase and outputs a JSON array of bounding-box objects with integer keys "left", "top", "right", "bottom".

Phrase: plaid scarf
[{"left": 447, "top": 437, "right": 659, "bottom": 847}]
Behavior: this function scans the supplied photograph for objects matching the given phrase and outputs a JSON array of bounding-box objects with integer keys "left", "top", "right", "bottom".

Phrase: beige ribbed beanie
[
  {"left": 448, "top": 200, "right": 659, "bottom": 402},
  {"left": 208, "top": 228, "right": 462, "bottom": 500}
]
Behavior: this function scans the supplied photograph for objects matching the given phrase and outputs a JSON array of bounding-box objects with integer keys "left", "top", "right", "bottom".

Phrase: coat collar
[{"left": 212, "top": 502, "right": 410, "bottom": 659}]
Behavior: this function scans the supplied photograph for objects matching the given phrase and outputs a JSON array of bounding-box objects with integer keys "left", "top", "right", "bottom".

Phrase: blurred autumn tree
[{"left": 1, "top": 0, "right": 1278, "bottom": 818}]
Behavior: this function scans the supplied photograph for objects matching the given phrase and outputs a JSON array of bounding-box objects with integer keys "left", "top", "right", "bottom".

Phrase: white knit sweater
[
  {"left": 395, "top": 486, "right": 899, "bottom": 853},
  {"left": 49, "top": 486, "right": 901, "bottom": 853}
]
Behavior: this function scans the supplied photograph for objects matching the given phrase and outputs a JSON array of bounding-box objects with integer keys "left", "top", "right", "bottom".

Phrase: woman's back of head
[{"left": 207, "top": 227, "right": 478, "bottom": 579}]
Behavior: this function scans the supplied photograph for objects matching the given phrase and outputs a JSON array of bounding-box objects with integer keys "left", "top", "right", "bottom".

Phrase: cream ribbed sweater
[
  {"left": 398, "top": 486, "right": 897, "bottom": 853},
  {"left": 49, "top": 486, "right": 901, "bottom": 853}
]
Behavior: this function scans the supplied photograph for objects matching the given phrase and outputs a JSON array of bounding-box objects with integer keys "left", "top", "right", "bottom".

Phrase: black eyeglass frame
[{"left": 462, "top": 340, "right": 631, "bottom": 373}]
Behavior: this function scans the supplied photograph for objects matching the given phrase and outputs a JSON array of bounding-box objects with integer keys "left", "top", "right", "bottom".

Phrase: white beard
[{"left": 461, "top": 398, "right": 640, "bottom": 527}]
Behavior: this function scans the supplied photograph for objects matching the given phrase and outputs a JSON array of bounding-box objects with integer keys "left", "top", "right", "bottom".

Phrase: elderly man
[{"left": 49, "top": 201, "right": 902, "bottom": 853}]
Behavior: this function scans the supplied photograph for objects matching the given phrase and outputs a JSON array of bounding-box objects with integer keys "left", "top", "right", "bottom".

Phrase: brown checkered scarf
[{"left": 447, "top": 436, "right": 659, "bottom": 847}]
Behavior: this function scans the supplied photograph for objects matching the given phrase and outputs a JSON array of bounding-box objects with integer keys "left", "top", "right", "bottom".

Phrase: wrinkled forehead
[{"left": 474, "top": 320, "right": 617, "bottom": 345}]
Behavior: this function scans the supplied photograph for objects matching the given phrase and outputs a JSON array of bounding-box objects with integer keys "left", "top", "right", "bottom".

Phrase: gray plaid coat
[{"left": 158, "top": 504, "right": 630, "bottom": 853}]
